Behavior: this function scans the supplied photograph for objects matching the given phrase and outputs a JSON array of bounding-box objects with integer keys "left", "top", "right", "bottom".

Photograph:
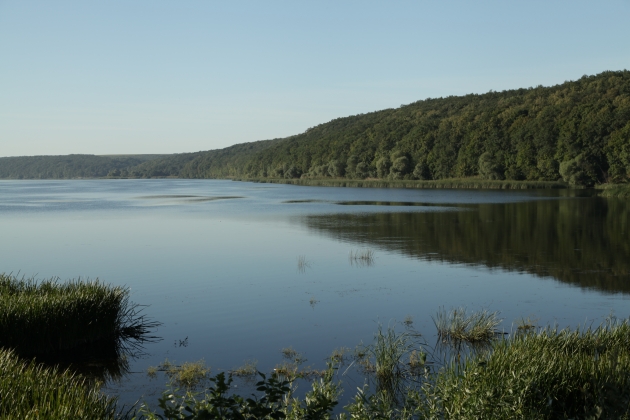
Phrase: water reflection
[{"left": 299, "top": 198, "right": 630, "bottom": 294}]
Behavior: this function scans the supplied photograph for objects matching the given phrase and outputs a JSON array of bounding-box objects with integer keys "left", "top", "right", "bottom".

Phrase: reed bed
[
  {"left": 420, "top": 318, "right": 630, "bottom": 419},
  {"left": 234, "top": 177, "right": 569, "bottom": 190},
  {"left": 0, "top": 273, "right": 158, "bottom": 357},
  {"left": 0, "top": 348, "right": 118, "bottom": 419},
  {"left": 433, "top": 307, "right": 502, "bottom": 343}
]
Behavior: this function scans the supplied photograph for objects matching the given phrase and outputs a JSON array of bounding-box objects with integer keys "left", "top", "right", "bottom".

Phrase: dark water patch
[{"left": 298, "top": 198, "right": 630, "bottom": 294}]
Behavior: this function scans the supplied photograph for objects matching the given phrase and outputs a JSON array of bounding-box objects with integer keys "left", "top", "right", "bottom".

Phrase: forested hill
[
  {"left": 176, "top": 70, "right": 630, "bottom": 186},
  {"left": 0, "top": 154, "right": 166, "bottom": 179},
  {"left": 2, "top": 70, "right": 629, "bottom": 185}
]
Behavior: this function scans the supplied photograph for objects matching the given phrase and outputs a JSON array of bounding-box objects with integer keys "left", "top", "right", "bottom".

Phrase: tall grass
[
  {"left": 419, "top": 318, "right": 630, "bottom": 419},
  {"left": 360, "top": 325, "right": 425, "bottom": 401},
  {"left": 433, "top": 307, "right": 502, "bottom": 344},
  {"left": 0, "top": 348, "right": 119, "bottom": 419},
  {"left": 0, "top": 273, "right": 158, "bottom": 357}
]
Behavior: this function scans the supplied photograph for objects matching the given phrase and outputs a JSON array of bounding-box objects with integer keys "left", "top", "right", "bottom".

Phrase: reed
[
  {"left": 349, "top": 249, "right": 375, "bottom": 266},
  {"left": 296, "top": 255, "right": 311, "bottom": 273},
  {"left": 0, "top": 273, "right": 158, "bottom": 357},
  {"left": 0, "top": 348, "right": 119, "bottom": 419},
  {"left": 362, "top": 325, "right": 425, "bottom": 399},
  {"left": 420, "top": 318, "right": 630, "bottom": 419},
  {"left": 433, "top": 307, "right": 502, "bottom": 344}
]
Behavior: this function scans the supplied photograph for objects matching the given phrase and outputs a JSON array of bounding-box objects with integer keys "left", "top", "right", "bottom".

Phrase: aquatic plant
[
  {"left": 0, "top": 273, "right": 159, "bottom": 357},
  {"left": 0, "top": 348, "right": 119, "bottom": 419},
  {"left": 148, "top": 359, "right": 210, "bottom": 389},
  {"left": 231, "top": 359, "right": 258, "bottom": 377},
  {"left": 419, "top": 318, "right": 630, "bottom": 419},
  {"left": 433, "top": 307, "right": 502, "bottom": 344},
  {"left": 349, "top": 249, "right": 375, "bottom": 267},
  {"left": 360, "top": 325, "right": 426, "bottom": 401},
  {"left": 296, "top": 255, "right": 311, "bottom": 273}
]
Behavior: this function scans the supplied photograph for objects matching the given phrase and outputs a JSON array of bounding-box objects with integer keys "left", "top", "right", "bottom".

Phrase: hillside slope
[
  {"left": 2, "top": 70, "right": 629, "bottom": 185},
  {"left": 178, "top": 70, "right": 630, "bottom": 186}
]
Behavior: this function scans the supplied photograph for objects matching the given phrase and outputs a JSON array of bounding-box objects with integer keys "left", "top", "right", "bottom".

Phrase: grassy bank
[{"left": 232, "top": 177, "right": 570, "bottom": 190}]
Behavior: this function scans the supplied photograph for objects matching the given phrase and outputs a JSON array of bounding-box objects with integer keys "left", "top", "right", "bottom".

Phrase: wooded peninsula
[{"left": 2, "top": 70, "right": 629, "bottom": 188}]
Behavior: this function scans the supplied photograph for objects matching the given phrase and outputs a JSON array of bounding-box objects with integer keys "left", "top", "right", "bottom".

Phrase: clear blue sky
[{"left": 1, "top": 1, "right": 629, "bottom": 157}]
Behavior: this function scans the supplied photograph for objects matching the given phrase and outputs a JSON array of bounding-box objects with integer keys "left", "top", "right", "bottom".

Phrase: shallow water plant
[
  {"left": 361, "top": 325, "right": 425, "bottom": 400},
  {"left": 419, "top": 317, "right": 630, "bottom": 419},
  {"left": 349, "top": 249, "right": 375, "bottom": 266},
  {"left": 0, "top": 273, "right": 159, "bottom": 357},
  {"left": 433, "top": 307, "right": 502, "bottom": 344},
  {"left": 0, "top": 348, "right": 119, "bottom": 419}
]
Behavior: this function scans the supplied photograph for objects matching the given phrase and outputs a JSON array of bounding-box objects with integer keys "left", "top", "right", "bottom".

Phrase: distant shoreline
[{"left": 231, "top": 177, "right": 570, "bottom": 190}]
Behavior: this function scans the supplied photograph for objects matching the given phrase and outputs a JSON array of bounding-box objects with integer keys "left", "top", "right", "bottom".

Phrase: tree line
[{"left": 2, "top": 71, "right": 629, "bottom": 185}]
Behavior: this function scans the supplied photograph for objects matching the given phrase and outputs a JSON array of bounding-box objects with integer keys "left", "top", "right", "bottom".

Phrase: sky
[{"left": 0, "top": 1, "right": 629, "bottom": 157}]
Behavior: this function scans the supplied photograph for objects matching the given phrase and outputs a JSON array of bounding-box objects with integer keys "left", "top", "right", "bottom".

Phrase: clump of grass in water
[
  {"left": 147, "top": 358, "right": 210, "bottom": 389},
  {"left": 0, "top": 348, "right": 119, "bottom": 419},
  {"left": 0, "top": 273, "right": 159, "bottom": 357},
  {"left": 349, "top": 249, "right": 375, "bottom": 267},
  {"left": 329, "top": 347, "right": 351, "bottom": 363},
  {"left": 433, "top": 307, "right": 502, "bottom": 344},
  {"left": 297, "top": 255, "right": 311, "bottom": 273},
  {"left": 231, "top": 359, "right": 258, "bottom": 377},
  {"left": 309, "top": 296, "right": 319, "bottom": 307},
  {"left": 403, "top": 315, "right": 413, "bottom": 327},
  {"left": 360, "top": 325, "right": 426, "bottom": 401}
]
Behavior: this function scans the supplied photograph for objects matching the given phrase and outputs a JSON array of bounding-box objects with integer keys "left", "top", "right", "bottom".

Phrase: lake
[{"left": 0, "top": 179, "right": 628, "bottom": 407}]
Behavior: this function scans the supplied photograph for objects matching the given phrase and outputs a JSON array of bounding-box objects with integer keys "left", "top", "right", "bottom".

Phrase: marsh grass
[
  {"left": 281, "top": 346, "right": 307, "bottom": 364},
  {"left": 0, "top": 274, "right": 159, "bottom": 358},
  {"left": 360, "top": 325, "right": 426, "bottom": 400},
  {"left": 433, "top": 307, "right": 502, "bottom": 344},
  {"left": 148, "top": 359, "right": 210, "bottom": 389},
  {"left": 296, "top": 255, "right": 311, "bottom": 273},
  {"left": 420, "top": 318, "right": 630, "bottom": 418},
  {"left": 329, "top": 347, "right": 351, "bottom": 364},
  {"left": 231, "top": 359, "right": 258, "bottom": 377},
  {"left": 309, "top": 296, "right": 319, "bottom": 308},
  {"left": 349, "top": 249, "right": 375, "bottom": 267},
  {"left": 0, "top": 348, "right": 119, "bottom": 419}
]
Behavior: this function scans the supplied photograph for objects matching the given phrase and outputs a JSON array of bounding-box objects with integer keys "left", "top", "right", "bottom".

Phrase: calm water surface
[{"left": 0, "top": 179, "right": 628, "bottom": 406}]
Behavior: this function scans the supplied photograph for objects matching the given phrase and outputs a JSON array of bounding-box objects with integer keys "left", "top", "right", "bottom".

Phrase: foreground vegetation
[
  {"left": 2, "top": 71, "right": 629, "bottom": 188},
  {"left": 0, "top": 274, "right": 157, "bottom": 418},
  {"left": 0, "top": 348, "right": 119, "bottom": 419},
  {"left": 139, "top": 315, "right": 630, "bottom": 419},
  {"left": 0, "top": 274, "right": 156, "bottom": 358},
  {"left": 3, "top": 272, "right": 630, "bottom": 418}
]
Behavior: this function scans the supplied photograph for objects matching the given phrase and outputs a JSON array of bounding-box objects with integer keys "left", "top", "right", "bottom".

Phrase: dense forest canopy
[
  {"left": 2, "top": 71, "right": 629, "bottom": 185},
  {"left": 0, "top": 155, "right": 166, "bottom": 179}
]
